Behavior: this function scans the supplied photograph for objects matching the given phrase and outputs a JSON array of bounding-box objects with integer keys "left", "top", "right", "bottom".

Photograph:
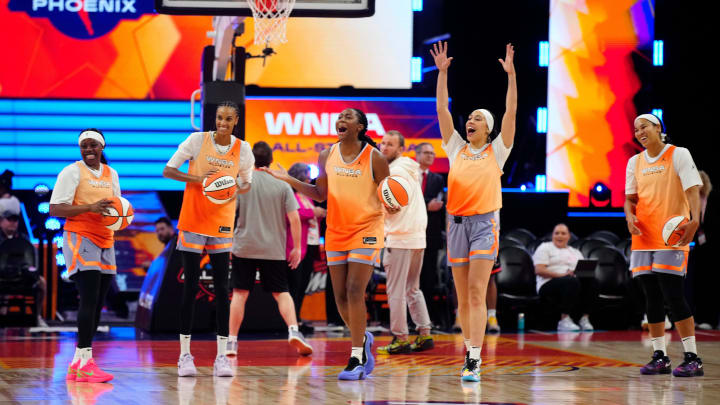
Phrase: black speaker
[{"left": 201, "top": 81, "right": 245, "bottom": 140}]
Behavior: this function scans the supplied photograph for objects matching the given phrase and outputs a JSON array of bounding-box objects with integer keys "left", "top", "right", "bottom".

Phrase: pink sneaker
[
  {"left": 66, "top": 360, "right": 80, "bottom": 381},
  {"left": 76, "top": 359, "right": 113, "bottom": 383}
]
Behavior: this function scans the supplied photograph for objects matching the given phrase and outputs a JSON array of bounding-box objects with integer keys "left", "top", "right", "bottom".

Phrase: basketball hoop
[{"left": 247, "top": 0, "right": 296, "bottom": 46}]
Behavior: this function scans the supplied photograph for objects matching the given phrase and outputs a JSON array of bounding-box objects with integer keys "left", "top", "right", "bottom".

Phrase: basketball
[
  {"left": 662, "top": 215, "right": 689, "bottom": 247},
  {"left": 377, "top": 175, "right": 410, "bottom": 209},
  {"left": 100, "top": 196, "right": 134, "bottom": 231},
  {"left": 202, "top": 173, "right": 237, "bottom": 204}
]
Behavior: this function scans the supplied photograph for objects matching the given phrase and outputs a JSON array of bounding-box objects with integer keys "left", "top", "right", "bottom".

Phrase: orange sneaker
[
  {"left": 66, "top": 360, "right": 80, "bottom": 381},
  {"left": 76, "top": 359, "right": 113, "bottom": 383}
]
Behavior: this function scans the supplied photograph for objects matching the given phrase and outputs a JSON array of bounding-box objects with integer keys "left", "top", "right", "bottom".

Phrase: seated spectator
[
  {"left": 0, "top": 203, "right": 47, "bottom": 327},
  {"left": 154, "top": 217, "right": 177, "bottom": 246},
  {"left": 533, "top": 224, "right": 596, "bottom": 331}
]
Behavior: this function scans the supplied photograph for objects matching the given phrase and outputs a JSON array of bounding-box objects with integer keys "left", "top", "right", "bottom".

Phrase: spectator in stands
[
  {"left": 154, "top": 217, "right": 177, "bottom": 246},
  {"left": 533, "top": 223, "right": 595, "bottom": 331},
  {"left": 414, "top": 142, "right": 447, "bottom": 328},
  {"left": 0, "top": 202, "right": 47, "bottom": 327},
  {"left": 0, "top": 170, "right": 21, "bottom": 215},
  {"left": 287, "top": 162, "right": 323, "bottom": 333}
]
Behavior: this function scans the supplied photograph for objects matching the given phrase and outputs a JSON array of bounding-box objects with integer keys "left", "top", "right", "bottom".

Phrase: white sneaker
[
  {"left": 213, "top": 354, "right": 235, "bottom": 377},
  {"left": 557, "top": 317, "right": 581, "bottom": 332},
  {"left": 178, "top": 353, "right": 197, "bottom": 377},
  {"left": 578, "top": 316, "right": 594, "bottom": 331},
  {"left": 226, "top": 340, "right": 238, "bottom": 356},
  {"left": 288, "top": 330, "right": 313, "bottom": 356},
  {"left": 697, "top": 323, "right": 713, "bottom": 330},
  {"left": 665, "top": 316, "right": 672, "bottom": 330}
]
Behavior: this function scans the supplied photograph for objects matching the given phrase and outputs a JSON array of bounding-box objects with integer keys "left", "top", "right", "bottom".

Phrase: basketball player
[
  {"left": 50, "top": 129, "right": 120, "bottom": 383},
  {"left": 163, "top": 101, "right": 254, "bottom": 377},
  {"left": 625, "top": 113, "right": 704, "bottom": 377},
  {"left": 377, "top": 130, "right": 433, "bottom": 355},
  {"left": 263, "top": 108, "right": 390, "bottom": 380},
  {"left": 431, "top": 41, "right": 517, "bottom": 382}
]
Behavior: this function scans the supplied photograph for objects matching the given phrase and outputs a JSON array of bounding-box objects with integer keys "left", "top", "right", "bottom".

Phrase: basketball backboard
[{"left": 155, "top": 0, "right": 375, "bottom": 17}]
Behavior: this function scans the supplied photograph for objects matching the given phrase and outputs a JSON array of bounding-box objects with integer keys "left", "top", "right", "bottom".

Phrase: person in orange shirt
[
  {"left": 263, "top": 108, "right": 390, "bottom": 381},
  {"left": 163, "top": 101, "right": 255, "bottom": 378},
  {"left": 431, "top": 41, "right": 517, "bottom": 382},
  {"left": 50, "top": 128, "right": 120, "bottom": 383},
  {"left": 625, "top": 113, "right": 704, "bottom": 377}
]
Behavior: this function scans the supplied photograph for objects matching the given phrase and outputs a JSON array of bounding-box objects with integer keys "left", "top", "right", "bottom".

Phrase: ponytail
[{"left": 351, "top": 108, "right": 379, "bottom": 149}]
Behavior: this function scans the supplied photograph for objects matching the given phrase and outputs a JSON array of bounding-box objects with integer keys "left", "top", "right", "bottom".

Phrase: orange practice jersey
[
  {"left": 632, "top": 145, "right": 690, "bottom": 251},
  {"left": 447, "top": 144, "right": 503, "bottom": 216},
  {"left": 177, "top": 133, "right": 242, "bottom": 237},
  {"left": 325, "top": 143, "right": 384, "bottom": 251},
  {"left": 64, "top": 162, "right": 115, "bottom": 248}
]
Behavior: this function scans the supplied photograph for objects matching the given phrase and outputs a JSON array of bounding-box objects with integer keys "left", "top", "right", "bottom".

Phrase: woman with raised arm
[
  {"left": 430, "top": 41, "right": 517, "bottom": 382},
  {"left": 262, "top": 108, "right": 390, "bottom": 381},
  {"left": 625, "top": 113, "right": 704, "bottom": 377}
]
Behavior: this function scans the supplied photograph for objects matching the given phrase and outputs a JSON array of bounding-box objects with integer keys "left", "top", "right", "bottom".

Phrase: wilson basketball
[
  {"left": 662, "top": 215, "right": 688, "bottom": 247},
  {"left": 377, "top": 175, "right": 410, "bottom": 209},
  {"left": 203, "top": 173, "right": 236, "bottom": 204},
  {"left": 101, "top": 196, "right": 134, "bottom": 231}
]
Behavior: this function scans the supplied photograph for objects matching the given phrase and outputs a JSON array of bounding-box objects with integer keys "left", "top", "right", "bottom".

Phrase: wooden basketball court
[{"left": 1, "top": 329, "right": 718, "bottom": 404}]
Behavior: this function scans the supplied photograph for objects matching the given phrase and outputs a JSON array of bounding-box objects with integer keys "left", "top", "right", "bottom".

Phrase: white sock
[
  {"left": 488, "top": 309, "right": 497, "bottom": 318},
  {"left": 79, "top": 347, "right": 92, "bottom": 368},
  {"left": 351, "top": 347, "right": 363, "bottom": 362},
  {"left": 289, "top": 324, "right": 298, "bottom": 333},
  {"left": 681, "top": 336, "right": 697, "bottom": 355},
  {"left": 217, "top": 336, "right": 228, "bottom": 358},
  {"left": 469, "top": 346, "right": 481, "bottom": 362},
  {"left": 464, "top": 339, "right": 471, "bottom": 352},
  {"left": 229, "top": 335, "right": 237, "bottom": 343},
  {"left": 180, "top": 334, "right": 191, "bottom": 356},
  {"left": 651, "top": 336, "right": 666, "bottom": 354},
  {"left": 72, "top": 348, "right": 82, "bottom": 365}
]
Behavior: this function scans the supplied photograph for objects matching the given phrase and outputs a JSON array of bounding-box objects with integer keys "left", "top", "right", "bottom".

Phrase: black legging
[
  {"left": 539, "top": 275, "right": 597, "bottom": 316},
  {"left": 179, "top": 251, "right": 230, "bottom": 336},
  {"left": 288, "top": 245, "right": 318, "bottom": 319},
  {"left": 637, "top": 272, "right": 692, "bottom": 324},
  {"left": 73, "top": 271, "right": 113, "bottom": 348}
]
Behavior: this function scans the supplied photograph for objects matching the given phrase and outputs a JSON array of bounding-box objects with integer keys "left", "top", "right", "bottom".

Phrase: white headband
[
  {"left": 634, "top": 114, "right": 667, "bottom": 141},
  {"left": 634, "top": 114, "right": 661, "bottom": 128},
  {"left": 78, "top": 131, "right": 105, "bottom": 147},
  {"left": 478, "top": 109, "right": 494, "bottom": 133}
]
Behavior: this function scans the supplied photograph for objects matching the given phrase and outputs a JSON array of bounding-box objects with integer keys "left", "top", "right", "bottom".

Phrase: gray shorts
[
  {"left": 63, "top": 231, "right": 116, "bottom": 277},
  {"left": 176, "top": 230, "right": 233, "bottom": 254},
  {"left": 447, "top": 212, "right": 498, "bottom": 266},
  {"left": 326, "top": 248, "right": 380, "bottom": 267},
  {"left": 630, "top": 250, "right": 689, "bottom": 278}
]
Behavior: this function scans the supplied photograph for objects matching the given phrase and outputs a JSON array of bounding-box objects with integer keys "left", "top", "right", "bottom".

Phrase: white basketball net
[{"left": 247, "top": 0, "right": 296, "bottom": 46}]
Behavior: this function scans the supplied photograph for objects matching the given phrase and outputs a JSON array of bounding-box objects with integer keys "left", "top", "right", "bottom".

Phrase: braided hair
[
  {"left": 217, "top": 101, "right": 242, "bottom": 138},
  {"left": 350, "top": 108, "right": 378, "bottom": 149}
]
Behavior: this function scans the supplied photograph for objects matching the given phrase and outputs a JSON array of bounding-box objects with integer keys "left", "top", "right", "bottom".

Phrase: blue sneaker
[
  {"left": 338, "top": 357, "right": 366, "bottom": 380},
  {"left": 363, "top": 330, "right": 375, "bottom": 375},
  {"left": 461, "top": 358, "right": 481, "bottom": 382}
]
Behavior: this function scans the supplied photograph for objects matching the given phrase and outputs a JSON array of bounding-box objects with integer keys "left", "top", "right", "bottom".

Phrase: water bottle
[{"left": 517, "top": 313, "right": 525, "bottom": 332}]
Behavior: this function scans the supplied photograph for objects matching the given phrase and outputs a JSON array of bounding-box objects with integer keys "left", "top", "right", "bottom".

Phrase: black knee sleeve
[
  {"left": 657, "top": 273, "right": 692, "bottom": 322},
  {"left": 637, "top": 274, "right": 666, "bottom": 324}
]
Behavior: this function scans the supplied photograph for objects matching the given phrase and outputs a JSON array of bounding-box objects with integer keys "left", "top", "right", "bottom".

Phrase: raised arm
[
  {"left": 430, "top": 41, "right": 456, "bottom": 144},
  {"left": 498, "top": 43, "right": 517, "bottom": 148},
  {"left": 261, "top": 149, "right": 330, "bottom": 202}
]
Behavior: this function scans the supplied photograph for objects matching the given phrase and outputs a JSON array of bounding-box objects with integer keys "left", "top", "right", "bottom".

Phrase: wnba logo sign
[{"left": 8, "top": 0, "right": 153, "bottom": 39}]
